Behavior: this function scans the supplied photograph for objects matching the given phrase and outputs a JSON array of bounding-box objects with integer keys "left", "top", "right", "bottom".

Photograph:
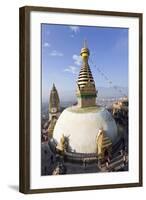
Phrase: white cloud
[
  {"left": 64, "top": 66, "right": 78, "bottom": 75},
  {"left": 49, "top": 50, "right": 64, "bottom": 57},
  {"left": 43, "top": 42, "right": 51, "bottom": 47},
  {"left": 72, "top": 54, "right": 82, "bottom": 66},
  {"left": 64, "top": 54, "right": 81, "bottom": 76},
  {"left": 69, "top": 26, "right": 80, "bottom": 33}
]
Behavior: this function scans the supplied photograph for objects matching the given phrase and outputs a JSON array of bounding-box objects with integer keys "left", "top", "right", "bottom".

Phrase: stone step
[
  {"left": 109, "top": 158, "right": 124, "bottom": 169},
  {"left": 100, "top": 155, "right": 128, "bottom": 172},
  {"left": 111, "top": 154, "right": 123, "bottom": 163}
]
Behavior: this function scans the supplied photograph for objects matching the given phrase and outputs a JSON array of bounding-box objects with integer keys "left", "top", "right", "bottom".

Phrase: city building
[{"left": 112, "top": 96, "right": 128, "bottom": 116}]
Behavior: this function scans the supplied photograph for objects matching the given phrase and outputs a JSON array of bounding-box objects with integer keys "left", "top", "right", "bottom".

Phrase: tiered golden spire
[
  {"left": 77, "top": 40, "right": 94, "bottom": 88},
  {"left": 76, "top": 40, "right": 97, "bottom": 108}
]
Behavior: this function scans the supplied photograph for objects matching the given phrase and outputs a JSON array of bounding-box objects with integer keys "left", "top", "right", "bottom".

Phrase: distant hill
[
  {"left": 42, "top": 86, "right": 128, "bottom": 104},
  {"left": 97, "top": 86, "right": 128, "bottom": 99}
]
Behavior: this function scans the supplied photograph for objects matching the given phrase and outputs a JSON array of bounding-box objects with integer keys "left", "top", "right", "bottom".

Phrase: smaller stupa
[{"left": 48, "top": 84, "right": 60, "bottom": 138}]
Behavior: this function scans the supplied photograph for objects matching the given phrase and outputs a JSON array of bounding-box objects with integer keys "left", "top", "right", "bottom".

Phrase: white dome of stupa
[{"left": 53, "top": 106, "right": 117, "bottom": 153}]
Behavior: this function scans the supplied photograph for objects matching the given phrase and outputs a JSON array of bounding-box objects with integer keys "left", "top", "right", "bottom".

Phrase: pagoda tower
[
  {"left": 48, "top": 84, "right": 60, "bottom": 138},
  {"left": 49, "top": 83, "right": 60, "bottom": 120},
  {"left": 76, "top": 41, "right": 97, "bottom": 108}
]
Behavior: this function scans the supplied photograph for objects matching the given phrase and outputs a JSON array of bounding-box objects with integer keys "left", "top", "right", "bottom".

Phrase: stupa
[{"left": 53, "top": 41, "right": 118, "bottom": 154}]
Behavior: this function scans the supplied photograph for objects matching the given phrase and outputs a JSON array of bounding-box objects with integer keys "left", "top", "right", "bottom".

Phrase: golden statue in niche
[
  {"left": 96, "top": 129, "right": 112, "bottom": 159},
  {"left": 56, "top": 134, "right": 66, "bottom": 153}
]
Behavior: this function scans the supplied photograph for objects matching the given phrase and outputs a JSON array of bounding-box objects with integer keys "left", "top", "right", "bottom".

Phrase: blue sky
[{"left": 41, "top": 24, "right": 128, "bottom": 102}]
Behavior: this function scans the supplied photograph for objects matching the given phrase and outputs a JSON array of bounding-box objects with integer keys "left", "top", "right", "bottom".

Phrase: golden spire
[
  {"left": 76, "top": 41, "right": 97, "bottom": 108},
  {"left": 83, "top": 39, "right": 87, "bottom": 48},
  {"left": 77, "top": 40, "right": 95, "bottom": 88},
  {"left": 80, "top": 39, "right": 90, "bottom": 61}
]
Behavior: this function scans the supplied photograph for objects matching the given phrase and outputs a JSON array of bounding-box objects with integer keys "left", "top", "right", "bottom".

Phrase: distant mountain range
[
  {"left": 42, "top": 86, "right": 128, "bottom": 104},
  {"left": 97, "top": 86, "right": 128, "bottom": 99}
]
